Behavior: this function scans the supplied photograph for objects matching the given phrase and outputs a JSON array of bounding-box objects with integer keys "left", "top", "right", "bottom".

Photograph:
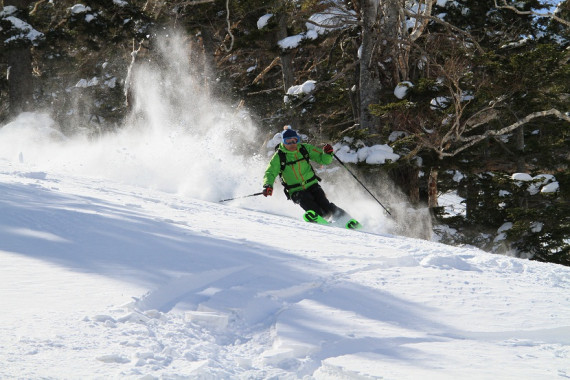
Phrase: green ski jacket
[{"left": 263, "top": 143, "right": 333, "bottom": 195}]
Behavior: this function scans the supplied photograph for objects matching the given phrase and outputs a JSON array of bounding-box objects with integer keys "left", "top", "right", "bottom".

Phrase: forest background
[{"left": 1, "top": 0, "right": 569, "bottom": 265}]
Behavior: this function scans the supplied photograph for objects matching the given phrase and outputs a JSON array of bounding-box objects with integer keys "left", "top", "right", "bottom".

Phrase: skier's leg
[
  {"left": 329, "top": 203, "right": 348, "bottom": 219},
  {"left": 290, "top": 188, "right": 326, "bottom": 216},
  {"left": 308, "top": 184, "right": 346, "bottom": 220}
]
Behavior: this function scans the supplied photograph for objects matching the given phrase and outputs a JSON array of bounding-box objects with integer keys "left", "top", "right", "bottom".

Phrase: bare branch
[
  {"left": 464, "top": 108, "right": 500, "bottom": 131},
  {"left": 177, "top": 0, "right": 215, "bottom": 5},
  {"left": 407, "top": 0, "right": 433, "bottom": 43},
  {"left": 30, "top": 0, "right": 47, "bottom": 16},
  {"left": 440, "top": 109, "right": 570, "bottom": 158},
  {"left": 303, "top": 7, "right": 358, "bottom": 29},
  {"left": 403, "top": 9, "right": 485, "bottom": 54},
  {"left": 246, "top": 87, "right": 282, "bottom": 96},
  {"left": 221, "top": 0, "right": 234, "bottom": 52},
  {"left": 252, "top": 57, "right": 280, "bottom": 85},
  {"left": 124, "top": 39, "right": 145, "bottom": 108},
  {"left": 494, "top": 0, "right": 570, "bottom": 28}
]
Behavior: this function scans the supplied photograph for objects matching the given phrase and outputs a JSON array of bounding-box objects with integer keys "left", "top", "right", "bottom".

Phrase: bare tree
[{"left": 397, "top": 46, "right": 569, "bottom": 208}]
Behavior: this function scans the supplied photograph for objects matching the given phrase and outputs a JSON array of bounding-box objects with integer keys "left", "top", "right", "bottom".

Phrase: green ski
[
  {"left": 345, "top": 219, "right": 363, "bottom": 230},
  {"left": 304, "top": 210, "right": 363, "bottom": 230},
  {"left": 303, "top": 210, "right": 329, "bottom": 225}
]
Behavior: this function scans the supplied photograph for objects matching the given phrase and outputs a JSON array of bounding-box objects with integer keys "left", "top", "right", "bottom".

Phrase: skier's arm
[
  {"left": 307, "top": 144, "right": 333, "bottom": 165},
  {"left": 263, "top": 152, "right": 281, "bottom": 187}
]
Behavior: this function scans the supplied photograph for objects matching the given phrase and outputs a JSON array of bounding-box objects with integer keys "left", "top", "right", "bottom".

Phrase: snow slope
[
  {"left": 1, "top": 162, "right": 569, "bottom": 379},
  {"left": 1, "top": 32, "right": 569, "bottom": 379}
]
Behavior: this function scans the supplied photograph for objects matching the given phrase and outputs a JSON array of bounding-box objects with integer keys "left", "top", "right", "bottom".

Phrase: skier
[{"left": 262, "top": 127, "right": 358, "bottom": 227}]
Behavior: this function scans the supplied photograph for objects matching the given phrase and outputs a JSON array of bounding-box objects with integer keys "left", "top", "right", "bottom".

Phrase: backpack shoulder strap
[
  {"left": 299, "top": 144, "right": 310, "bottom": 163},
  {"left": 277, "top": 149, "right": 287, "bottom": 173},
  {"left": 275, "top": 147, "right": 289, "bottom": 199}
]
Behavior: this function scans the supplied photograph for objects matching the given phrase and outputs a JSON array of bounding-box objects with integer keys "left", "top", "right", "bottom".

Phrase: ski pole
[
  {"left": 333, "top": 153, "right": 392, "bottom": 216},
  {"left": 219, "top": 192, "right": 264, "bottom": 203}
]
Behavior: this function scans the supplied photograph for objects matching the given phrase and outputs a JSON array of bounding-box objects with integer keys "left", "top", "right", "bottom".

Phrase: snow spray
[
  {"left": 0, "top": 29, "right": 430, "bottom": 238},
  {"left": 0, "top": 31, "right": 264, "bottom": 203}
]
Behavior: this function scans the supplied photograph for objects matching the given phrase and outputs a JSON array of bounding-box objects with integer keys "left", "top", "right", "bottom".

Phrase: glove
[
  {"left": 262, "top": 185, "right": 273, "bottom": 197},
  {"left": 323, "top": 144, "right": 334, "bottom": 155}
]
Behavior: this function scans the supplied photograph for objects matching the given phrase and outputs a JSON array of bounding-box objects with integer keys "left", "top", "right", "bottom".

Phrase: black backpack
[{"left": 275, "top": 143, "right": 321, "bottom": 199}]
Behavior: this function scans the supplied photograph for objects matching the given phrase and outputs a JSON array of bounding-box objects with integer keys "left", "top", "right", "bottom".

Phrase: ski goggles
[{"left": 284, "top": 137, "right": 299, "bottom": 145}]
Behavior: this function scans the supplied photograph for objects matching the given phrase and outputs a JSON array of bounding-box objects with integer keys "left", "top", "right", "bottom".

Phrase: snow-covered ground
[{"left": 1, "top": 158, "right": 570, "bottom": 379}]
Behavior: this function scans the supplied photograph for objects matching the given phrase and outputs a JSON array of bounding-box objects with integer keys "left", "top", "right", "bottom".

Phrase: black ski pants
[{"left": 290, "top": 184, "right": 346, "bottom": 220}]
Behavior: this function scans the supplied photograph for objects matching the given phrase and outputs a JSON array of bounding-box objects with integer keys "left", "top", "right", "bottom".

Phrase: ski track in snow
[{"left": 1, "top": 165, "right": 570, "bottom": 379}]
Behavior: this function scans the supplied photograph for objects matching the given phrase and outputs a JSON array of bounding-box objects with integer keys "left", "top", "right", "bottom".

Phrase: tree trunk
[
  {"left": 350, "top": 47, "right": 361, "bottom": 124},
  {"left": 277, "top": 14, "right": 294, "bottom": 91},
  {"left": 427, "top": 167, "right": 439, "bottom": 208},
  {"left": 4, "top": 0, "right": 35, "bottom": 116},
  {"left": 276, "top": 13, "right": 298, "bottom": 128},
  {"left": 358, "top": 0, "right": 380, "bottom": 131},
  {"left": 200, "top": 25, "right": 217, "bottom": 88},
  {"left": 515, "top": 126, "right": 525, "bottom": 172},
  {"left": 124, "top": 41, "right": 143, "bottom": 111},
  {"left": 378, "top": 0, "right": 401, "bottom": 85},
  {"left": 376, "top": 1, "right": 426, "bottom": 206},
  {"left": 6, "top": 48, "right": 34, "bottom": 116},
  {"left": 388, "top": 161, "right": 420, "bottom": 204},
  {"left": 465, "top": 179, "right": 476, "bottom": 221}
]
